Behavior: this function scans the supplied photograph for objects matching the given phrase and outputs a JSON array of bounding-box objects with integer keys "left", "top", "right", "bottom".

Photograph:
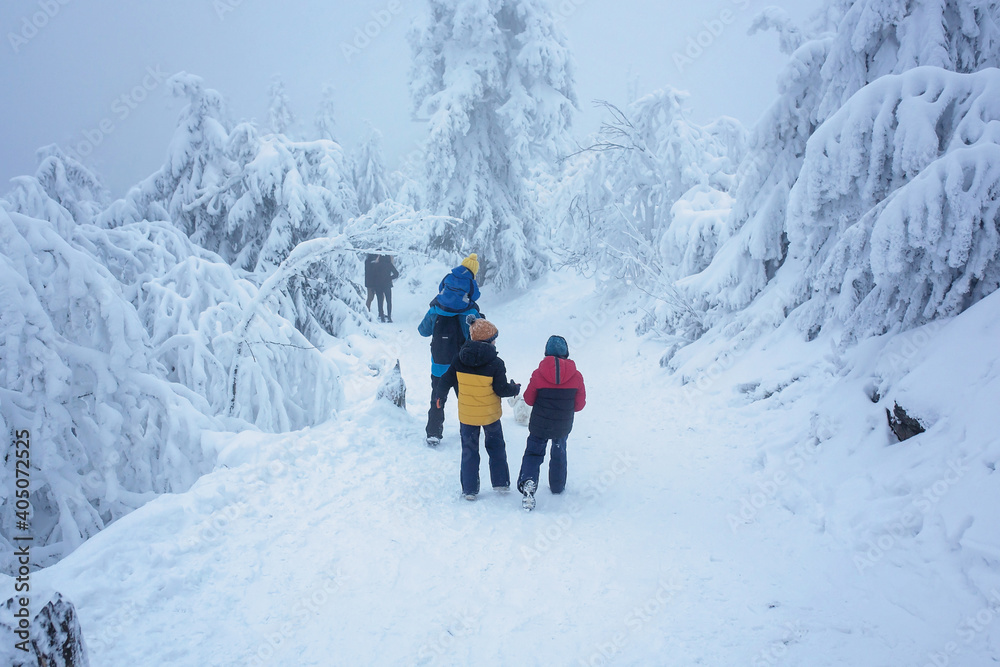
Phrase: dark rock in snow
[
  {"left": 376, "top": 359, "right": 406, "bottom": 409},
  {"left": 886, "top": 402, "right": 925, "bottom": 442},
  {"left": 1, "top": 592, "right": 89, "bottom": 667}
]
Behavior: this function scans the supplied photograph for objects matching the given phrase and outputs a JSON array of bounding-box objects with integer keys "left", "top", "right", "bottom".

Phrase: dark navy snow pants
[
  {"left": 426, "top": 374, "right": 447, "bottom": 439},
  {"left": 517, "top": 433, "right": 568, "bottom": 494},
  {"left": 460, "top": 421, "right": 510, "bottom": 495},
  {"left": 375, "top": 287, "right": 392, "bottom": 319}
]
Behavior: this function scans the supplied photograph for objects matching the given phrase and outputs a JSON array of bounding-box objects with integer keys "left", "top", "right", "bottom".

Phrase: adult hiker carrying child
[
  {"left": 433, "top": 317, "right": 521, "bottom": 500},
  {"left": 418, "top": 253, "right": 482, "bottom": 446}
]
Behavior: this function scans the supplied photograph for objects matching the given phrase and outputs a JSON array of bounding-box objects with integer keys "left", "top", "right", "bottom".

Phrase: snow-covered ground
[{"left": 4, "top": 267, "right": 999, "bottom": 666}]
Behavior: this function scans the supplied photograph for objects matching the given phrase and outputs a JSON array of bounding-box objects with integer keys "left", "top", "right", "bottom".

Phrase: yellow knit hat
[{"left": 461, "top": 253, "right": 479, "bottom": 277}]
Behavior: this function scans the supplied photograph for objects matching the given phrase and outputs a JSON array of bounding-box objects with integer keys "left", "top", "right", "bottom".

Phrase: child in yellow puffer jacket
[{"left": 433, "top": 317, "right": 521, "bottom": 500}]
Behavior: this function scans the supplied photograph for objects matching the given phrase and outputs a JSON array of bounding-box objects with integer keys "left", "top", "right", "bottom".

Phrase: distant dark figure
[
  {"left": 370, "top": 254, "right": 399, "bottom": 322},
  {"left": 364, "top": 254, "right": 378, "bottom": 312}
]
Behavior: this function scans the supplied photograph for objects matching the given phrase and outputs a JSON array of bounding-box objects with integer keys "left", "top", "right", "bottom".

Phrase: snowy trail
[{"left": 26, "top": 270, "right": 961, "bottom": 665}]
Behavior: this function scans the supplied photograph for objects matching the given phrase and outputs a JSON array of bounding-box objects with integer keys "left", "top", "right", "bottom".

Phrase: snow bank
[{"left": 695, "top": 286, "right": 1000, "bottom": 660}]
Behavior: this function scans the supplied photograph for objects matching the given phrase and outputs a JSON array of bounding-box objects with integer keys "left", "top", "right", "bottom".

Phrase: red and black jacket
[{"left": 523, "top": 356, "right": 586, "bottom": 440}]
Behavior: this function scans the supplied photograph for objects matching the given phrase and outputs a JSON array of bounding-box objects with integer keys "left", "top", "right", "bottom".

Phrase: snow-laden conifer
[
  {"left": 691, "top": 0, "right": 1000, "bottom": 317},
  {"left": 353, "top": 125, "right": 390, "bottom": 214},
  {"left": 267, "top": 75, "right": 297, "bottom": 137},
  {"left": 409, "top": 0, "right": 577, "bottom": 289},
  {"left": 315, "top": 83, "right": 340, "bottom": 143}
]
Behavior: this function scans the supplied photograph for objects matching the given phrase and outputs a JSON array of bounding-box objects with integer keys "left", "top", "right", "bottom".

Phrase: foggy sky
[{"left": 0, "top": 0, "right": 818, "bottom": 197}]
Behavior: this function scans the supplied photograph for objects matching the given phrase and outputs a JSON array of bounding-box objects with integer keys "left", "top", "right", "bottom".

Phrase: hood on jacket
[
  {"left": 428, "top": 304, "right": 477, "bottom": 318},
  {"left": 450, "top": 266, "right": 474, "bottom": 281},
  {"left": 459, "top": 340, "right": 498, "bottom": 368},
  {"left": 537, "top": 356, "right": 578, "bottom": 385}
]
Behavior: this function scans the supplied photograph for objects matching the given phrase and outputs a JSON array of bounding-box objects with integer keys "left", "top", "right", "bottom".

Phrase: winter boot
[
  {"left": 426, "top": 436, "right": 441, "bottom": 447},
  {"left": 522, "top": 479, "right": 536, "bottom": 512},
  {"left": 464, "top": 493, "right": 477, "bottom": 502}
]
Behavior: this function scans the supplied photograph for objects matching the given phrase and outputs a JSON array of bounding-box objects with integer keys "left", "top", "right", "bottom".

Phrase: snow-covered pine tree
[
  {"left": 551, "top": 90, "right": 745, "bottom": 310},
  {"left": 684, "top": 24, "right": 832, "bottom": 313},
  {"left": 4, "top": 146, "right": 108, "bottom": 235},
  {"left": 548, "top": 90, "right": 746, "bottom": 342},
  {"left": 0, "top": 204, "right": 214, "bottom": 571},
  {"left": 0, "top": 144, "right": 351, "bottom": 569},
  {"left": 409, "top": 0, "right": 577, "bottom": 290},
  {"left": 390, "top": 171, "right": 426, "bottom": 212},
  {"left": 689, "top": 0, "right": 1000, "bottom": 318},
  {"left": 98, "top": 74, "right": 367, "bottom": 340},
  {"left": 315, "top": 83, "right": 340, "bottom": 143},
  {"left": 225, "top": 123, "right": 360, "bottom": 273},
  {"left": 787, "top": 66, "right": 1000, "bottom": 339},
  {"left": 589, "top": 92, "right": 744, "bottom": 281},
  {"left": 353, "top": 124, "right": 390, "bottom": 214},
  {"left": 98, "top": 73, "right": 234, "bottom": 237},
  {"left": 267, "top": 75, "right": 297, "bottom": 137}
]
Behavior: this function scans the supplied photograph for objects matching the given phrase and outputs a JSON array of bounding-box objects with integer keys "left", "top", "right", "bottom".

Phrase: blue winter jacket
[
  {"left": 435, "top": 266, "right": 481, "bottom": 313},
  {"left": 418, "top": 305, "right": 479, "bottom": 376}
]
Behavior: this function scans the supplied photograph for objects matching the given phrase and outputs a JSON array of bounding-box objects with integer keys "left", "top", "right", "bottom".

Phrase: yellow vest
[{"left": 456, "top": 371, "right": 502, "bottom": 425}]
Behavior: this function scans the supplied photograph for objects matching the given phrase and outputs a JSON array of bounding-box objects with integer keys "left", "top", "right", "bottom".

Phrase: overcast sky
[{"left": 0, "top": 0, "right": 819, "bottom": 197}]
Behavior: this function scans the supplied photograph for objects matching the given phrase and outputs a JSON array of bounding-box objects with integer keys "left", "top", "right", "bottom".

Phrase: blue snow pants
[
  {"left": 460, "top": 421, "right": 510, "bottom": 496},
  {"left": 517, "top": 433, "right": 568, "bottom": 494}
]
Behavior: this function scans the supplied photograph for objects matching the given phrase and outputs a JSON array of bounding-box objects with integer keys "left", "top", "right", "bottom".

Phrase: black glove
[{"left": 510, "top": 381, "right": 521, "bottom": 395}]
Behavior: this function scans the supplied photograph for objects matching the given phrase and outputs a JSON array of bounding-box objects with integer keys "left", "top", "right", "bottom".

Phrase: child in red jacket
[{"left": 516, "top": 335, "right": 586, "bottom": 511}]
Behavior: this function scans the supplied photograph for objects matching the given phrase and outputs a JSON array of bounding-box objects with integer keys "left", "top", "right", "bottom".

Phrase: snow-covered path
[{"left": 23, "top": 270, "right": 980, "bottom": 665}]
